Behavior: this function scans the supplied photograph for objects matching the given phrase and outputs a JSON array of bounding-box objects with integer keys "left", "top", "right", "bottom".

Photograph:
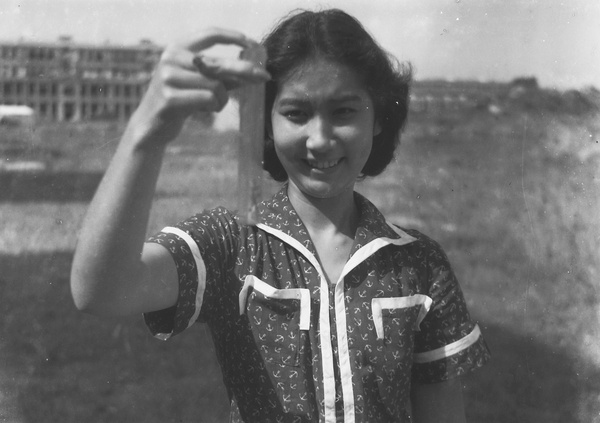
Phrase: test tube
[{"left": 237, "top": 45, "right": 267, "bottom": 225}]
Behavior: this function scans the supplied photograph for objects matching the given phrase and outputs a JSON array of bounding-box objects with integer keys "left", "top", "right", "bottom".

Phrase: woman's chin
[{"left": 288, "top": 178, "right": 354, "bottom": 201}]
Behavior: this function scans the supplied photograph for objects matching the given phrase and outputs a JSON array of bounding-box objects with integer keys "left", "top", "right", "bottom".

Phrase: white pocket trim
[
  {"left": 372, "top": 295, "right": 432, "bottom": 340},
  {"left": 239, "top": 275, "right": 311, "bottom": 331}
]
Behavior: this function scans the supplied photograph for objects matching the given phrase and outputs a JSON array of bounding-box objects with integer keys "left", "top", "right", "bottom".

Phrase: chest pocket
[
  {"left": 372, "top": 295, "right": 432, "bottom": 343},
  {"left": 239, "top": 275, "right": 310, "bottom": 367}
]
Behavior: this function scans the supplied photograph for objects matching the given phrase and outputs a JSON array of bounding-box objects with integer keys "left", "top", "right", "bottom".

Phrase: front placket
[
  {"left": 258, "top": 222, "right": 416, "bottom": 423},
  {"left": 256, "top": 223, "right": 338, "bottom": 423},
  {"left": 332, "top": 224, "right": 417, "bottom": 423}
]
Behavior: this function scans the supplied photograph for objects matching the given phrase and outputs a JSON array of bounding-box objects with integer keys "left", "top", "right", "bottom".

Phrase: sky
[{"left": 1, "top": 0, "right": 599, "bottom": 89}]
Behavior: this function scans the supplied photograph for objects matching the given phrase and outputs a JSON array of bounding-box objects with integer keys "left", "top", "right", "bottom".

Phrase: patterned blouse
[{"left": 144, "top": 187, "right": 490, "bottom": 423}]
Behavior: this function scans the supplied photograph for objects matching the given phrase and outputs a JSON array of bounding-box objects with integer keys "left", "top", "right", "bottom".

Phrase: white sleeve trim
[
  {"left": 162, "top": 226, "right": 206, "bottom": 330},
  {"left": 413, "top": 324, "right": 482, "bottom": 363}
]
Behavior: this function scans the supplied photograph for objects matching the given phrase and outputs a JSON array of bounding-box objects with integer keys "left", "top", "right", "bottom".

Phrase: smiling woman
[
  {"left": 70, "top": 8, "right": 490, "bottom": 423},
  {"left": 271, "top": 58, "right": 378, "bottom": 200}
]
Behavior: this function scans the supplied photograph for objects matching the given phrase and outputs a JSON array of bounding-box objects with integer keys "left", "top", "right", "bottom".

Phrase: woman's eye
[
  {"left": 334, "top": 107, "right": 357, "bottom": 118},
  {"left": 282, "top": 109, "right": 307, "bottom": 122}
]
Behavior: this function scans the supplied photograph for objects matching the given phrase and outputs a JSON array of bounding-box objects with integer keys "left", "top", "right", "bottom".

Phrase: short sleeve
[
  {"left": 412, "top": 239, "right": 490, "bottom": 383},
  {"left": 142, "top": 207, "right": 239, "bottom": 340}
]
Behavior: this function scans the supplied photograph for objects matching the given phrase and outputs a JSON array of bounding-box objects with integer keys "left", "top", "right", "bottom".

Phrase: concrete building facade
[{"left": 0, "top": 37, "right": 162, "bottom": 122}]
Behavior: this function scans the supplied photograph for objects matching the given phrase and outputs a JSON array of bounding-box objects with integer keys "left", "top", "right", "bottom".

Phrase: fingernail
[
  {"left": 253, "top": 68, "right": 271, "bottom": 80},
  {"left": 193, "top": 56, "right": 207, "bottom": 72}
]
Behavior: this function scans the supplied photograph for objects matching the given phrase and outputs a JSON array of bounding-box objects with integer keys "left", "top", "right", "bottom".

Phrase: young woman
[{"left": 71, "top": 9, "right": 490, "bottom": 423}]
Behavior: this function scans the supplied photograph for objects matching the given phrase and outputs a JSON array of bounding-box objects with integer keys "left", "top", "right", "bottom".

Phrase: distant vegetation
[{"left": 411, "top": 77, "right": 600, "bottom": 117}]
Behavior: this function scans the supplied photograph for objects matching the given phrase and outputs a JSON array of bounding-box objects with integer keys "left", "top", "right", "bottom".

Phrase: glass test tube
[{"left": 237, "top": 45, "right": 267, "bottom": 225}]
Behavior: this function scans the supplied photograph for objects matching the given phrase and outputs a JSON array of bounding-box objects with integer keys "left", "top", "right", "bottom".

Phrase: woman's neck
[{"left": 286, "top": 182, "right": 359, "bottom": 239}]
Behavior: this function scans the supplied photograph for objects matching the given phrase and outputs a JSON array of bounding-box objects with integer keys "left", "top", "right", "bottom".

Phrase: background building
[{"left": 0, "top": 37, "right": 162, "bottom": 122}]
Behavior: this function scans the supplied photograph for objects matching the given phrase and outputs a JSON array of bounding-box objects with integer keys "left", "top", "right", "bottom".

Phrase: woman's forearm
[{"left": 70, "top": 119, "right": 170, "bottom": 315}]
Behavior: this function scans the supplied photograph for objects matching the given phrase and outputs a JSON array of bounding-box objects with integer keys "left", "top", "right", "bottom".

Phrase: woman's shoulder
[
  {"left": 160, "top": 206, "right": 243, "bottom": 240},
  {"left": 183, "top": 204, "right": 246, "bottom": 224},
  {"left": 388, "top": 224, "right": 451, "bottom": 260}
]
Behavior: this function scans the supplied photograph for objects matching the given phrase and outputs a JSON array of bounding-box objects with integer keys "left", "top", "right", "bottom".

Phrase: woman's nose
[{"left": 305, "top": 117, "right": 333, "bottom": 151}]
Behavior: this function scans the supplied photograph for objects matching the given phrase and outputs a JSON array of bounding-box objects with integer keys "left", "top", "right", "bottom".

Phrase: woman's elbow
[
  {"left": 70, "top": 269, "right": 119, "bottom": 316},
  {"left": 70, "top": 277, "right": 106, "bottom": 315}
]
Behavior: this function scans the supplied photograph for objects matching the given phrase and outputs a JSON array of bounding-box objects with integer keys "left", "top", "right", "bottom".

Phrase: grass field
[{"left": 1, "top": 87, "right": 599, "bottom": 422}]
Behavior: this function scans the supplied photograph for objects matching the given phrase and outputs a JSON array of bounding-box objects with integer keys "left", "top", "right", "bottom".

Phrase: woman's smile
[{"left": 304, "top": 158, "right": 343, "bottom": 170}]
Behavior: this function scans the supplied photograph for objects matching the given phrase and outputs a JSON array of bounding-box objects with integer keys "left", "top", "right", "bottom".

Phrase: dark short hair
[{"left": 261, "top": 8, "right": 412, "bottom": 182}]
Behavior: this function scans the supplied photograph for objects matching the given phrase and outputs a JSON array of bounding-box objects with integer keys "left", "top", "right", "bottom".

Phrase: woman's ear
[
  {"left": 266, "top": 107, "right": 275, "bottom": 139},
  {"left": 373, "top": 120, "right": 382, "bottom": 136},
  {"left": 265, "top": 112, "right": 274, "bottom": 140}
]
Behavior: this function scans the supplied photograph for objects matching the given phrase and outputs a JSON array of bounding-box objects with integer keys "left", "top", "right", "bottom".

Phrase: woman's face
[{"left": 271, "top": 58, "right": 380, "bottom": 200}]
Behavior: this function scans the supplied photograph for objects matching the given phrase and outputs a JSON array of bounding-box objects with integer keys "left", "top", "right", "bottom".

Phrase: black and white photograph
[{"left": 1, "top": 1, "right": 599, "bottom": 421}]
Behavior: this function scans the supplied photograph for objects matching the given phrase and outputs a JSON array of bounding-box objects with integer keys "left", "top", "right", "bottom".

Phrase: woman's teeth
[{"left": 307, "top": 159, "right": 340, "bottom": 169}]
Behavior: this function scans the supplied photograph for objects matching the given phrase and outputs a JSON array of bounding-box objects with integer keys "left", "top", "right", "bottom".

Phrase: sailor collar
[{"left": 256, "top": 187, "right": 417, "bottom": 261}]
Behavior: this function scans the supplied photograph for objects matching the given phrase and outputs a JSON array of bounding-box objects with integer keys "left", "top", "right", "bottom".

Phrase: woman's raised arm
[{"left": 70, "top": 28, "right": 269, "bottom": 317}]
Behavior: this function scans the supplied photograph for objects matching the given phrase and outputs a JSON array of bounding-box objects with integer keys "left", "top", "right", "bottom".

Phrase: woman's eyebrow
[
  {"left": 276, "top": 97, "right": 311, "bottom": 107},
  {"left": 276, "top": 94, "right": 365, "bottom": 106},
  {"left": 330, "top": 94, "right": 364, "bottom": 103}
]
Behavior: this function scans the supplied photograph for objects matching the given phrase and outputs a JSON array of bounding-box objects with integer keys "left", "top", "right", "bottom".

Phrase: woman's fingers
[
  {"left": 133, "top": 27, "right": 268, "bottom": 139},
  {"left": 164, "top": 85, "right": 229, "bottom": 112},
  {"left": 181, "top": 27, "right": 255, "bottom": 53},
  {"left": 151, "top": 65, "right": 230, "bottom": 111},
  {"left": 161, "top": 37, "right": 269, "bottom": 88},
  {"left": 192, "top": 54, "right": 270, "bottom": 88},
  {"left": 155, "top": 64, "right": 216, "bottom": 90}
]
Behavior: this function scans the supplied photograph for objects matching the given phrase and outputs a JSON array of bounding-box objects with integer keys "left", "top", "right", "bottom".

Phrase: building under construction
[{"left": 0, "top": 37, "right": 162, "bottom": 122}]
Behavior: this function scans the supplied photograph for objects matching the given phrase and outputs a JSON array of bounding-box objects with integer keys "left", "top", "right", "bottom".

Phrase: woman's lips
[{"left": 305, "top": 158, "right": 342, "bottom": 170}]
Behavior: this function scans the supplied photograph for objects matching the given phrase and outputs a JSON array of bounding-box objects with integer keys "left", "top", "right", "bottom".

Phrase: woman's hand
[{"left": 130, "top": 28, "right": 270, "bottom": 146}]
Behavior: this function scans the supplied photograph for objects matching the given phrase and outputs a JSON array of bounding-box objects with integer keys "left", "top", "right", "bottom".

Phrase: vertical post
[{"left": 237, "top": 45, "right": 267, "bottom": 225}]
